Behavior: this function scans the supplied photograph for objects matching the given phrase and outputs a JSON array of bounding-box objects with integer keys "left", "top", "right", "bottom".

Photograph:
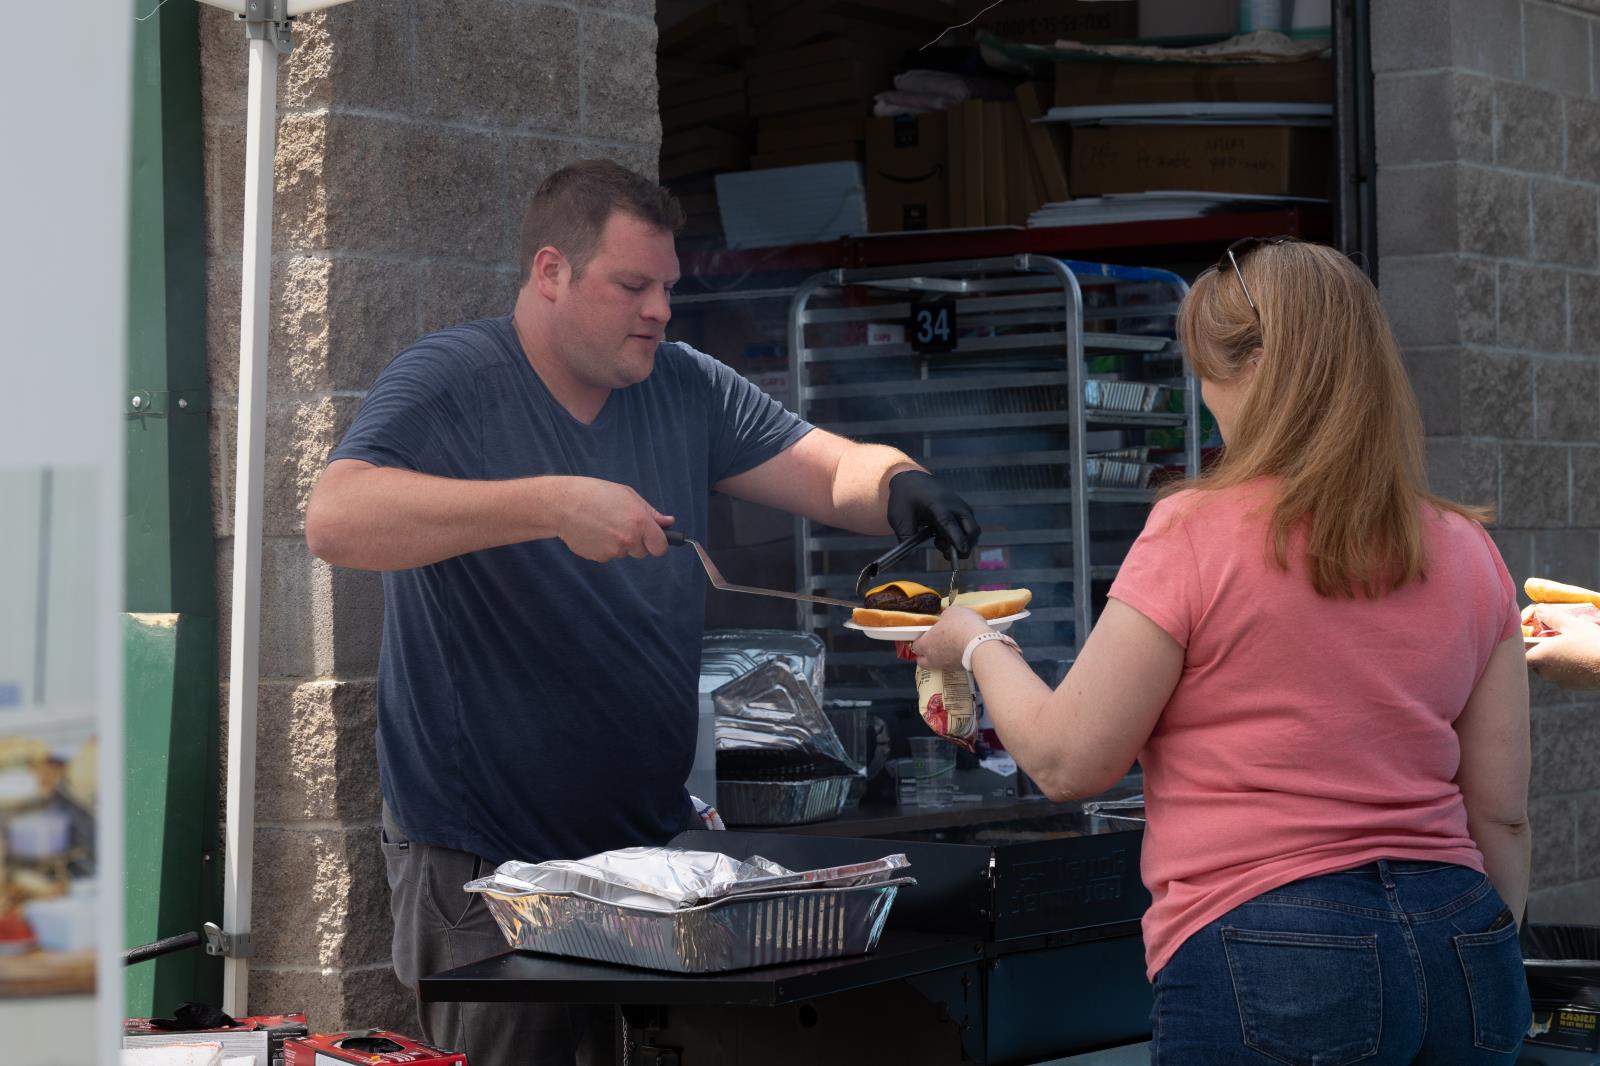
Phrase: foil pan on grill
[
  {"left": 714, "top": 660, "right": 864, "bottom": 780},
  {"left": 471, "top": 878, "right": 915, "bottom": 973},
  {"left": 718, "top": 776, "right": 855, "bottom": 826},
  {"left": 700, "top": 630, "right": 825, "bottom": 699}
]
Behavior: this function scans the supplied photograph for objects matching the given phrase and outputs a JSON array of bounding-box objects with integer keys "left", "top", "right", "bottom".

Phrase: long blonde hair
[{"left": 1175, "top": 240, "right": 1488, "bottom": 598}]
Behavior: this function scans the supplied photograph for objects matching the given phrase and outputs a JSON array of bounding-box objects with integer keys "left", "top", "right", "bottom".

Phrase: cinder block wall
[
  {"left": 199, "top": 1, "right": 660, "bottom": 1026},
  {"left": 1375, "top": 0, "right": 1600, "bottom": 921}
]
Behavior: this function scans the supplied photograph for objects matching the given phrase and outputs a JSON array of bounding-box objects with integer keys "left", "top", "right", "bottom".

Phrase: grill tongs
[{"left": 854, "top": 528, "right": 961, "bottom": 602}]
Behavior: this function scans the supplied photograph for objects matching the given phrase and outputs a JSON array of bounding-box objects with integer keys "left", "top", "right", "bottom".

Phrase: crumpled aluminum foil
[
  {"left": 713, "top": 660, "right": 864, "bottom": 779},
  {"left": 465, "top": 848, "right": 910, "bottom": 913},
  {"left": 700, "top": 630, "right": 825, "bottom": 698}
]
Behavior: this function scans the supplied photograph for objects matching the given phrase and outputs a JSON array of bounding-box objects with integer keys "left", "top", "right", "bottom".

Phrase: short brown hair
[{"left": 518, "top": 159, "right": 684, "bottom": 282}]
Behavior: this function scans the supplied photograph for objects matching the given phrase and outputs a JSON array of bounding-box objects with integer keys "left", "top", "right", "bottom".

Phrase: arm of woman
[
  {"left": 910, "top": 599, "right": 1183, "bottom": 800},
  {"left": 1453, "top": 634, "right": 1532, "bottom": 921}
]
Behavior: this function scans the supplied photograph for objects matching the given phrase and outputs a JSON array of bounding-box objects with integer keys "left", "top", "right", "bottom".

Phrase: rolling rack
[{"left": 787, "top": 255, "right": 1200, "bottom": 698}]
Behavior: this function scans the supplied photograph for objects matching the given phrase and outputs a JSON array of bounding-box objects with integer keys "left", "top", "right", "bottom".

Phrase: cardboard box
[
  {"left": 662, "top": 90, "right": 750, "bottom": 134},
  {"left": 948, "top": 99, "right": 986, "bottom": 226},
  {"left": 284, "top": 1031, "right": 465, "bottom": 1066},
  {"left": 125, "top": 1013, "right": 309, "bottom": 1066},
  {"left": 1068, "top": 124, "right": 1332, "bottom": 197},
  {"left": 752, "top": 141, "right": 863, "bottom": 169},
  {"left": 959, "top": 0, "right": 1137, "bottom": 45},
  {"left": 749, "top": 75, "right": 879, "bottom": 118},
  {"left": 660, "top": 70, "right": 747, "bottom": 109},
  {"left": 1016, "top": 81, "right": 1071, "bottom": 202},
  {"left": 758, "top": 116, "right": 867, "bottom": 154},
  {"left": 744, "top": 35, "right": 903, "bottom": 76},
  {"left": 866, "top": 113, "right": 950, "bottom": 232},
  {"left": 983, "top": 100, "right": 1009, "bottom": 226},
  {"left": 1138, "top": 0, "right": 1238, "bottom": 39},
  {"left": 748, "top": 59, "right": 884, "bottom": 101},
  {"left": 1055, "top": 59, "right": 1334, "bottom": 107}
]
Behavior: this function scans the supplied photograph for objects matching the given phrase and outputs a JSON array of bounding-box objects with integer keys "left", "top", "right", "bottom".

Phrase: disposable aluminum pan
[
  {"left": 475, "top": 878, "right": 916, "bottom": 973},
  {"left": 717, "top": 776, "right": 855, "bottom": 826}
]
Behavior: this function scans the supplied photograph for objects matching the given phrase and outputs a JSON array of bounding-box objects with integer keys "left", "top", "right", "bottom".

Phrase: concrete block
[
  {"left": 1572, "top": 445, "right": 1600, "bottom": 525},
  {"left": 417, "top": 261, "right": 519, "bottom": 339},
  {"left": 250, "top": 825, "right": 393, "bottom": 970},
  {"left": 320, "top": 257, "right": 423, "bottom": 393},
  {"left": 1380, "top": 255, "right": 1459, "bottom": 346},
  {"left": 1568, "top": 271, "right": 1600, "bottom": 355},
  {"left": 586, "top": 0, "right": 654, "bottom": 16},
  {"left": 1500, "top": 443, "right": 1571, "bottom": 528},
  {"left": 1451, "top": 0, "right": 1525, "bottom": 80},
  {"left": 253, "top": 536, "right": 333, "bottom": 679},
  {"left": 330, "top": 566, "right": 385, "bottom": 678},
  {"left": 1461, "top": 440, "right": 1501, "bottom": 512},
  {"left": 1424, "top": 439, "right": 1462, "bottom": 498},
  {"left": 321, "top": 2, "right": 415, "bottom": 114},
  {"left": 1377, "top": 164, "right": 1459, "bottom": 256},
  {"left": 263, "top": 396, "right": 344, "bottom": 537},
  {"left": 1536, "top": 358, "right": 1600, "bottom": 439},
  {"left": 205, "top": 119, "right": 245, "bottom": 259},
  {"left": 256, "top": 679, "right": 381, "bottom": 824},
  {"left": 1459, "top": 166, "right": 1531, "bottom": 259},
  {"left": 1496, "top": 82, "right": 1563, "bottom": 173},
  {"left": 1529, "top": 796, "right": 1577, "bottom": 891},
  {"left": 199, "top": 5, "right": 247, "bottom": 120},
  {"left": 1524, "top": 1, "right": 1593, "bottom": 98},
  {"left": 1370, "top": 0, "right": 1451, "bottom": 74},
  {"left": 1489, "top": 526, "right": 1533, "bottom": 586},
  {"left": 581, "top": 12, "right": 661, "bottom": 145},
  {"left": 1455, "top": 256, "right": 1497, "bottom": 345},
  {"left": 1497, "top": 262, "right": 1567, "bottom": 352},
  {"left": 1404, "top": 348, "right": 1462, "bottom": 436},
  {"left": 208, "top": 261, "right": 242, "bottom": 401},
  {"left": 1532, "top": 530, "right": 1600, "bottom": 596},
  {"left": 1532, "top": 178, "right": 1600, "bottom": 268},
  {"left": 1579, "top": 793, "right": 1600, "bottom": 879},
  {"left": 1375, "top": 72, "right": 1492, "bottom": 165},
  {"left": 323, "top": 114, "right": 506, "bottom": 262},
  {"left": 1529, "top": 876, "right": 1600, "bottom": 924},
  {"left": 1462, "top": 350, "right": 1535, "bottom": 439},
  {"left": 250, "top": 963, "right": 413, "bottom": 1035},
  {"left": 274, "top": 112, "right": 331, "bottom": 254},
  {"left": 1567, "top": 97, "right": 1600, "bottom": 178},
  {"left": 211, "top": 407, "right": 234, "bottom": 541},
  {"left": 416, "top": 0, "right": 580, "bottom": 132}
]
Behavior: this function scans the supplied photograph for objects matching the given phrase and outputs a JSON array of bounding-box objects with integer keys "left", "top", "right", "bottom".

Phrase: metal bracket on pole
[
  {"left": 241, "top": 0, "right": 294, "bottom": 55},
  {"left": 203, "top": 921, "right": 253, "bottom": 959}
]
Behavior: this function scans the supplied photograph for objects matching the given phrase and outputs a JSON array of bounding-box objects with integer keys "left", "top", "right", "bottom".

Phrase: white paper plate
[{"left": 843, "top": 610, "right": 1031, "bottom": 642}]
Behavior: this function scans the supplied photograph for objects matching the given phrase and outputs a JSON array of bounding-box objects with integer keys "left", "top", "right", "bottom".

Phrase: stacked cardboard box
[
  {"left": 1056, "top": 59, "right": 1335, "bottom": 198},
  {"left": 956, "top": 0, "right": 1137, "bottom": 45},
  {"left": 660, "top": 0, "right": 957, "bottom": 240},
  {"left": 865, "top": 81, "right": 1069, "bottom": 233}
]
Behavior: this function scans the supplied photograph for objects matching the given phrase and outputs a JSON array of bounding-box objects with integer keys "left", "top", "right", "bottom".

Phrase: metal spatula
[{"left": 666, "top": 531, "right": 857, "bottom": 609}]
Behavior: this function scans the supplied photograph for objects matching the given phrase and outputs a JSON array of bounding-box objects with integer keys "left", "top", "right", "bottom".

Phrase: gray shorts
[{"left": 380, "top": 806, "right": 617, "bottom": 1066}]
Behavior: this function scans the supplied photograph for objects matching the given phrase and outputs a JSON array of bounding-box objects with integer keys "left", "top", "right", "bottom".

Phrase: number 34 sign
[{"left": 909, "top": 296, "right": 957, "bottom": 353}]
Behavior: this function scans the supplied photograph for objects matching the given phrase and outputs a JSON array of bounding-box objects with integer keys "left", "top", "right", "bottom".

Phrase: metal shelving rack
[{"left": 787, "top": 254, "right": 1199, "bottom": 699}]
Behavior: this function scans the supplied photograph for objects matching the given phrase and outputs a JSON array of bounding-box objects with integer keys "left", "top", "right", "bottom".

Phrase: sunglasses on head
[{"left": 1211, "top": 235, "right": 1301, "bottom": 320}]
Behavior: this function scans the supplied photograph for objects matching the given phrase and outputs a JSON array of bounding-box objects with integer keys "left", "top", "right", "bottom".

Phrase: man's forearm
[
  {"left": 1469, "top": 814, "right": 1531, "bottom": 922},
  {"left": 306, "top": 466, "right": 570, "bottom": 571},
  {"left": 828, "top": 443, "right": 920, "bottom": 534}
]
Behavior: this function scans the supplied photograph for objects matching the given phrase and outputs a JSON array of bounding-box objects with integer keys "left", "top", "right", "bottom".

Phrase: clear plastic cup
[{"left": 910, "top": 737, "right": 955, "bottom": 807}]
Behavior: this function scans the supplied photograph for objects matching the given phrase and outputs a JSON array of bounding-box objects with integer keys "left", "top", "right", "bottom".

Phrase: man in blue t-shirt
[{"left": 305, "top": 160, "right": 979, "bottom": 1066}]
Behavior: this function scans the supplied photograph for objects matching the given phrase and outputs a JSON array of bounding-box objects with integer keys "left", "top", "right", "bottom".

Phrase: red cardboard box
[
  {"left": 285, "top": 1030, "right": 466, "bottom": 1065},
  {"left": 125, "top": 1012, "right": 309, "bottom": 1066}
]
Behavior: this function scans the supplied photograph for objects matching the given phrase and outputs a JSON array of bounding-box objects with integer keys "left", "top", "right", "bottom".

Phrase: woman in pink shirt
[{"left": 914, "top": 239, "right": 1532, "bottom": 1064}]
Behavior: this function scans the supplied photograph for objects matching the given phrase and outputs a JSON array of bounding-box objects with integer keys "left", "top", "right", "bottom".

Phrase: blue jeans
[{"left": 1151, "top": 860, "right": 1531, "bottom": 1065}]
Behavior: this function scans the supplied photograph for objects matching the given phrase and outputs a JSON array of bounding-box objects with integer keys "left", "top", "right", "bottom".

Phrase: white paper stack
[
  {"left": 714, "top": 163, "right": 868, "bottom": 250},
  {"left": 1028, "top": 190, "right": 1324, "bottom": 228},
  {"left": 1042, "top": 102, "right": 1333, "bottom": 127},
  {"left": 122, "top": 1031, "right": 268, "bottom": 1066},
  {"left": 121, "top": 1043, "right": 223, "bottom": 1066}
]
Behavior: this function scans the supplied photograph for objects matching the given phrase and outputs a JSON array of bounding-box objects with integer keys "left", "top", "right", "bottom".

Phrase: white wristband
[{"left": 961, "top": 631, "right": 1021, "bottom": 673}]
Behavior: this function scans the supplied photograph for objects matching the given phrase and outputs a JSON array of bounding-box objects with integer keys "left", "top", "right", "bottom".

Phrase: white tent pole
[{"left": 222, "top": 27, "right": 279, "bottom": 1018}]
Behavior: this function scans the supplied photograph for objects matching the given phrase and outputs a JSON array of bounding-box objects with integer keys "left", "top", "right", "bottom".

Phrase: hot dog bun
[
  {"left": 1524, "top": 577, "right": 1600, "bottom": 607},
  {"left": 851, "top": 587, "right": 1032, "bottom": 628}
]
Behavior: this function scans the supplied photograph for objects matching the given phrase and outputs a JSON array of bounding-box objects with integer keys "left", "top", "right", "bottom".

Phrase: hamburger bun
[
  {"left": 1524, "top": 577, "right": 1600, "bottom": 607},
  {"left": 851, "top": 586, "right": 1032, "bottom": 628}
]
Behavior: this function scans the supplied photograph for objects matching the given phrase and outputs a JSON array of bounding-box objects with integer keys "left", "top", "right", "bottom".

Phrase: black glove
[{"left": 886, "top": 470, "right": 981, "bottom": 560}]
